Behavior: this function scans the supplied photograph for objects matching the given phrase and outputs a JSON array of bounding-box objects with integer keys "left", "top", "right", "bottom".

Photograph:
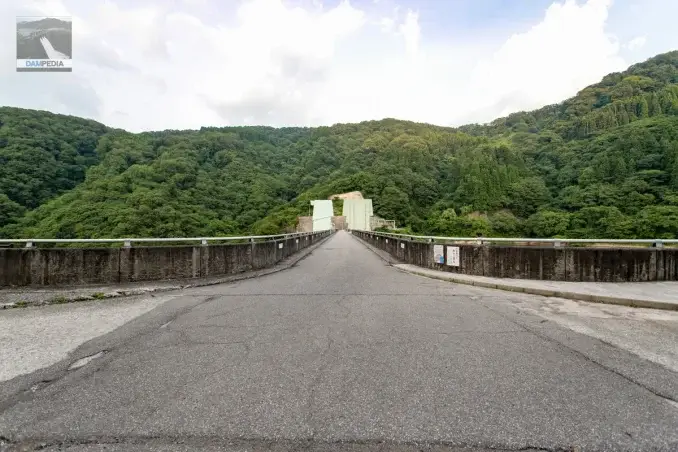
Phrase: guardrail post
[
  {"left": 119, "top": 245, "right": 131, "bottom": 284},
  {"left": 200, "top": 239, "right": 210, "bottom": 277},
  {"left": 249, "top": 237, "right": 255, "bottom": 269},
  {"left": 123, "top": 240, "right": 132, "bottom": 248}
]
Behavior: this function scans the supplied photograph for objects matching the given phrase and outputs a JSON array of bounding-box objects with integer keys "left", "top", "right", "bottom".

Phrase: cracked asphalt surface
[{"left": 1, "top": 231, "right": 678, "bottom": 452}]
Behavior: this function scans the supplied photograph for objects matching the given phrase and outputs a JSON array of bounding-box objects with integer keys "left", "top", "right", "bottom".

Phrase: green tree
[
  {"left": 634, "top": 205, "right": 678, "bottom": 238},
  {"left": 649, "top": 93, "right": 662, "bottom": 116},
  {"left": 525, "top": 211, "right": 572, "bottom": 237},
  {"left": 0, "top": 193, "right": 25, "bottom": 229},
  {"left": 569, "top": 206, "right": 633, "bottom": 238},
  {"left": 5, "top": 51, "right": 678, "bottom": 239},
  {"left": 508, "top": 177, "right": 550, "bottom": 217},
  {"left": 638, "top": 98, "right": 649, "bottom": 118},
  {"left": 489, "top": 210, "right": 522, "bottom": 237},
  {"left": 376, "top": 185, "right": 410, "bottom": 224}
]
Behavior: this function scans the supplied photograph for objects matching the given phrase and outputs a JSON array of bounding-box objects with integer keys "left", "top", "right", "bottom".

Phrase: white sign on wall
[
  {"left": 446, "top": 246, "right": 460, "bottom": 267},
  {"left": 400, "top": 243, "right": 405, "bottom": 249},
  {"left": 433, "top": 245, "right": 444, "bottom": 264},
  {"left": 278, "top": 243, "right": 284, "bottom": 249}
]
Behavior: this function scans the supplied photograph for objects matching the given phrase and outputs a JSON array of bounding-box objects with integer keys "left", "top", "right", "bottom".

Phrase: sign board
[
  {"left": 446, "top": 246, "right": 460, "bottom": 267},
  {"left": 16, "top": 16, "right": 73, "bottom": 72},
  {"left": 433, "top": 245, "right": 444, "bottom": 264},
  {"left": 400, "top": 243, "right": 405, "bottom": 249},
  {"left": 278, "top": 243, "right": 283, "bottom": 249}
]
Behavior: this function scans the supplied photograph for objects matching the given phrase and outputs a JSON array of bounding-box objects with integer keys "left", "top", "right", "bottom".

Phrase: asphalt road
[{"left": 1, "top": 231, "right": 678, "bottom": 452}]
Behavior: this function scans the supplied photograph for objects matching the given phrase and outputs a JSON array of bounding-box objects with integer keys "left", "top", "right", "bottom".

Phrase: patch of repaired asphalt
[{"left": 0, "top": 295, "right": 172, "bottom": 382}]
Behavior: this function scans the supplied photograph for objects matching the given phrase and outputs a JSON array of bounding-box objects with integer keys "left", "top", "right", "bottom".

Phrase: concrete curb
[
  {"left": 0, "top": 234, "right": 333, "bottom": 309},
  {"left": 351, "top": 234, "right": 678, "bottom": 312},
  {"left": 397, "top": 267, "right": 678, "bottom": 312}
]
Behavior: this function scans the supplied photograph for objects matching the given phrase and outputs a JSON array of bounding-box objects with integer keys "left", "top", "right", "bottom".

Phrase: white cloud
[
  {"left": 464, "top": 0, "right": 626, "bottom": 121},
  {"left": 398, "top": 9, "right": 420, "bottom": 55},
  {"left": 627, "top": 35, "right": 647, "bottom": 51},
  {"left": 314, "top": 0, "right": 628, "bottom": 126},
  {"left": 0, "top": 0, "right": 663, "bottom": 131},
  {"left": 379, "top": 17, "right": 395, "bottom": 33}
]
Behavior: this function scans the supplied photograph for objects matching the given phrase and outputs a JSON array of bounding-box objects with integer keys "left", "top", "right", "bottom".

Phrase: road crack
[{"left": 477, "top": 299, "right": 678, "bottom": 405}]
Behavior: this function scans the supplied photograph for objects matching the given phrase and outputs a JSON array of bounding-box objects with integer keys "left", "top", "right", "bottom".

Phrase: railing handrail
[
  {"left": 0, "top": 231, "right": 331, "bottom": 248},
  {"left": 352, "top": 230, "right": 678, "bottom": 246}
]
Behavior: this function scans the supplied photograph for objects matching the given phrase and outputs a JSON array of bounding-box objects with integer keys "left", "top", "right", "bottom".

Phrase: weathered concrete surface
[
  {"left": 1, "top": 231, "right": 677, "bottom": 451},
  {"left": 353, "top": 232, "right": 678, "bottom": 311},
  {"left": 359, "top": 236, "right": 678, "bottom": 372},
  {"left": 0, "top": 236, "right": 334, "bottom": 382},
  {"left": 0, "top": 232, "right": 330, "bottom": 288},
  {"left": 331, "top": 215, "right": 346, "bottom": 231},
  {"left": 296, "top": 216, "right": 313, "bottom": 233},
  {"left": 0, "top": 295, "right": 174, "bottom": 382},
  {"left": 0, "top": 234, "right": 333, "bottom": 309},
  {"left": 395, "top": 264, "right": 678, "bottom": 311},
  {"left": 504, "top": 294, "right": 678, "bottom": 375},
  {"left": 352, "top": 231, "right": 678, "bottom": 282}
]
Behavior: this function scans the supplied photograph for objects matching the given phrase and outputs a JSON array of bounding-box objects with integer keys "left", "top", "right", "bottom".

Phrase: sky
[{"left": 1, "top": 0, "right": 677, "bottom": 132}]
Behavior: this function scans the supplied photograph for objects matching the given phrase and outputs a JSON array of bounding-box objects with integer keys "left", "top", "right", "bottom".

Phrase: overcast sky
[{"left": 2, "top": 0, "right": 677, "bottom": 132}]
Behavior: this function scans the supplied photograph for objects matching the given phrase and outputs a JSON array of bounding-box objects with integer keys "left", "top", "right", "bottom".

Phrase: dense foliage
[
  {"left": 0, "top": 107, "right": 108, "bottom": 231},
  {"left": 2, "top": 51, "right": 678, "bottom": 239}
]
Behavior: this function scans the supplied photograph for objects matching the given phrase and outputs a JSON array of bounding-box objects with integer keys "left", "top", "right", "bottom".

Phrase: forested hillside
[
  {"left": 2, "top": 51, "right": 678, "bottom": 239},
  {"left": 0, "top": 107, "right": 108, "bottom": 230}
]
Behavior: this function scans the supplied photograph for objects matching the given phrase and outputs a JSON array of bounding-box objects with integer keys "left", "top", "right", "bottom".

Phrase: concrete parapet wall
[
  {"left": 0, "top": 232, "right": 331, "bottom": 288},
  {"left": 352, "top": 231, "right": 678, "bottom": 282}
]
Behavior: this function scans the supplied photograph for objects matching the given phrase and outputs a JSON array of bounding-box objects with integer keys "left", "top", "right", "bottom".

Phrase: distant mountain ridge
[
  {"left": 1, "top": 50, "right": 678, "bottom": 240},
  {"left": 458, "top": 51, "right": 678, "bottom": 138},
  {"left": 17, "top": 18, "right": 71, "bottom": 30}
]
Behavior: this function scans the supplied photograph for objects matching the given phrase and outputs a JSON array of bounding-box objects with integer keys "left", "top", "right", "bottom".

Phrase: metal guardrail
[
  {"left": 0, "top": 231, "right": 328, "bottom": 248},
  {"left": 353, "top": 230, "right": 678, "bottom": 249}
]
